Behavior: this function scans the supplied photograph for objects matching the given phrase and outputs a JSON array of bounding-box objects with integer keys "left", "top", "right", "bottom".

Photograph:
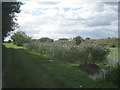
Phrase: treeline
[
  {"left": 6, "top": 31, "right": 85, "bottom": 46},
  {"left": 5, "top": 31, "right": 119, "bottom": 48}
]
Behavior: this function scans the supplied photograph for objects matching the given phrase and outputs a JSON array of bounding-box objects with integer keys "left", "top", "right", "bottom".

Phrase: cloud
[
  {"left": 14, "top": 0, "right": 118, "bottom": 40},
  {"left": 39, "top": 1, "right": 60, "bottom": 5},
  {"left": 103, "top": 2, "right": 118, "bottom": 6}
]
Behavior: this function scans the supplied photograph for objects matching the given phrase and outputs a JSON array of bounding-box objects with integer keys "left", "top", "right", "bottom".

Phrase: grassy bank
[{"left": 2, "top": 43, "right": 118, "bottom": 88}]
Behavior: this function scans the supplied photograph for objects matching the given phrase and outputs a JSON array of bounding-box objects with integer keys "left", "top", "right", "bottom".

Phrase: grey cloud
[
  {"left": 60, "top": 8, "right": 117, "bottom": 27},
  {"left": 79, "top": 29, "right": 118, "bottom": 39},
  {"left": 85, "top": 14, "right": 117, "bottom": 27},
  {"left": 60, "top": 15, "right": 116, "bottom": 28},
  {"left": 86, "top": 19, "right": 111, "bottom": 27},
  {"left": 39, "top": 1, "right": 60, "bottom": 5},
  {"left": 103, "top": 2, "right": 118, "bottom": 6},
  {"left": 103, "top": 2, "right": 118, "bottom": 12},
  {"left": 53, "top": 28, "right": 118, "bottom": 39},
  {"left": 59, "top": 18, "right": 85, "bottom": 27},
  {"left": 95, "top": 3, "right": 105, "bottom": 12}
]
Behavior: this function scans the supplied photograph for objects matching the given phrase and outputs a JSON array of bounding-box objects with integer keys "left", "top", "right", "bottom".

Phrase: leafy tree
[
  {"left": 11, "top": 31, "right": 31, "bottom": 46},
  {"left": 2, "top": 2, "right": 23, "bottom": 42},
  {"left": 85, "top": 37, "right": 90, "bottom": 40},
  {"left": 38, "top": 37, "right": 54, "bottom": 42},
  {"left": 73, "top": 36, "right": 83, "bottom": 45}
]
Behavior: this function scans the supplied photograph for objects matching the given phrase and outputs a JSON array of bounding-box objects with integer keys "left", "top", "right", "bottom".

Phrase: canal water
[{"left": 74, "top": 58, "right": 119, "bottom": 79}]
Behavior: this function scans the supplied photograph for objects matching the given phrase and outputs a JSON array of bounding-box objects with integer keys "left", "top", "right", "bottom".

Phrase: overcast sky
[{"left": 7, "top": 0, "right": 118, "bottom": 40}]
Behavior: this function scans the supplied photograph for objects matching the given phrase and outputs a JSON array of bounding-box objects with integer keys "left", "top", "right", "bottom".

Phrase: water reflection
[
  {"left": 107, "top": 58, "right": 118, "bottom": 64},
  {"left": 74, "top": 64, "right": 109, "bottom": 79},
  {"left": 89, "top": 68, "right": 108, "bottom": 79},
  {"left": 74, "top": 58, "right": 119, "bottom": 79}
]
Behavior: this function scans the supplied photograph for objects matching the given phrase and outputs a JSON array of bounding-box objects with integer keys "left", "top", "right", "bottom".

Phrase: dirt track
[{"left": 2, "top": 46, "right": 56, "bottom": 88}]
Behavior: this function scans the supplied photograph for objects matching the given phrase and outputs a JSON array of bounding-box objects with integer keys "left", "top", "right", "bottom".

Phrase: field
[{"left": 2, "top": 40, "right": 119, "bottom": 88}]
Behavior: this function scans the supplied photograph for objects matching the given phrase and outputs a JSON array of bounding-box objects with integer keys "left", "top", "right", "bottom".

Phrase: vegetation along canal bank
[{"left": 3, "top": 33, "right": 119, "bottom": 88}]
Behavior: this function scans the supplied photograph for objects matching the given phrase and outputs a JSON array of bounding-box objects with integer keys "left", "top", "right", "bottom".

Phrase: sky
[{"left": 5, "top": 0, "right": 119, "bottom": 40}]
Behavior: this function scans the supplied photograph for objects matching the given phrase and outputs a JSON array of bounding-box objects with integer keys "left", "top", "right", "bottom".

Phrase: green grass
[
  {"left": 3, "top": 43, "right": 118, "bottom": 88},
  {"left": 3, "top": 43, "right": 27, "bottom": 49}
]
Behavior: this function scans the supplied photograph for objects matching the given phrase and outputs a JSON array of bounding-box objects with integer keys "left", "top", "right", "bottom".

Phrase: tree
[
  {"left": 73, "top": 36, "right": 83, "bottom": 45},
  {"left": 2, "top": 2, "right": 23, "bottom": 42},
  {"left": 38, "top": 37, "right": 54, "bottom": 42},
  {"left": 11, "top": 31, "right": 31, "bottom": 46},
  {"left": 85, "top": 37, "right": 90, "bottom": 40}
]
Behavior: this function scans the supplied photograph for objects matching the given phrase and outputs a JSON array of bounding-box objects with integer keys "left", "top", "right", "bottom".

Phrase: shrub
[
  {"left": 104, "top": 65, "right": 119, "bottom": 85},
  {"left": 80, "top": 43, "right": 110, "bottom": 64},
  {"left": 28, "top": 41, "right": 109, "bottom": 64},
  {"left": 38, "top": 37, "right": 54, "bottom": 42},
  {"left": 22, "top": 43, "right": 29, "bottom": 48},
  {"left": 111, "top": 44, "right": 116, "bottom": 48},
  {"left": 85, "top": 37, "right": 90, "bottom": 40},
  {"left": 73, "top": 36, "right": 83, "bottom": 45},
  {"left": 11, "top": 31, "right": 31, "bottom": 46}
]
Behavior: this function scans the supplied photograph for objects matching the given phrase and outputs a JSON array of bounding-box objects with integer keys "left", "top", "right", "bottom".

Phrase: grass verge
[{"left": 2, "top": 43, "right": 118, "bottom": 88}]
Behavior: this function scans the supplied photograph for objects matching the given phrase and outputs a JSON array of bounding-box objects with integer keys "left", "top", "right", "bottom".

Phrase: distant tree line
[
  {"left": 9, "top": 31, "right": 89, "bottom": 46},
  {"left": 5, "top": 30, "right": 119, "bottom": 48}
]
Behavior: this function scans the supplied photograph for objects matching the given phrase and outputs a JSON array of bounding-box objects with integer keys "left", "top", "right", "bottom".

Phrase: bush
[
  {"left": 104, "top": 65, "right": 119, "bottom": 85},
  {"left": 38, "top": 37, "right": 54, "bottom": 42},
  {"left": 80, "top": 43, "right": 110, "bottom": 64},
  {"left": 28, "top": 41, "right": 109, "bottom": 64},
  {"left": 73, "top": 36, "right": 83, "bottom": 45},
  {"left": 22, "top": 43, "right": 29, "bottom": 48},
  {"left": 11, "top": 31, "right": 31, "bottom": 46},
  {"left": 85, "top": 37, "right": 90, "bottom": 40},
  {"left": 111, "top": 44, "right": 116, "bottom": 48}
]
